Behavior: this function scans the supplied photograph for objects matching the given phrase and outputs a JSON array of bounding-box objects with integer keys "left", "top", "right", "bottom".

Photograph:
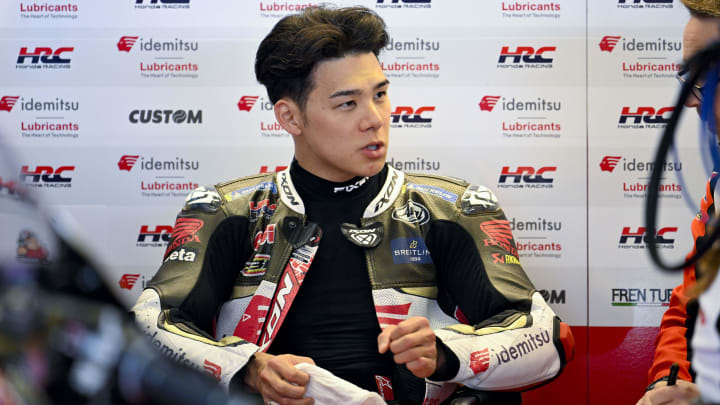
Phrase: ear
[{"left": 274, "top": 98, "right": 303, "bottom": 137}]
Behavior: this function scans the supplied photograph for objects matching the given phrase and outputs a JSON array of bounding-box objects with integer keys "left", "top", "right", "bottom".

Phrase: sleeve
[
  {"left": 647, "top": 281, "right": 695, "bottom": 385},
  {"left": 130, "top": 186, "right": 259, "bottom": 388},
  {"left": 425, "top": 184, "right": 574, "bottom": 391}
]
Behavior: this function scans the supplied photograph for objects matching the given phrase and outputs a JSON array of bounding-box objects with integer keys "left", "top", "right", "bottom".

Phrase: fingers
[
  {"left": 256, "top": 354, "right": 315, "bottom": 405},
  {"left": 377, "top": 317, "right": 437, "bottom": 378}
]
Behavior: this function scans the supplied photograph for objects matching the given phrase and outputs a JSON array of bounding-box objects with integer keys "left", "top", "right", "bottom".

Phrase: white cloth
[{"left": 294, "top": 363, "right": 385, "bottom": 405}]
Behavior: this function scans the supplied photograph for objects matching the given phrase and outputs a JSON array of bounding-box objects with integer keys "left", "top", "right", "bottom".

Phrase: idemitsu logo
[
  {"left": 118, "top": 155, "right": 140, "bottom": 171},
  {"left": 381, "top": 36, "right": 440, "bottom": 79},
  {"left": 19, "top": 2, "right": 79, "bottom": 20},
  {"left": 599, "top": 35, "right": 622, "bottom": 52},
  {"left": 600, "top": 156, "right": 622, "bottom": 172},
  {"left": 0, "top": 96, "right": 19, "bottom": 112},
  {"left": 238, "top": 95, "right": 260, "bottom": 112},
  {"left": 479, "top": 96, "right": 501, "bottom": 112},
  {"left": 492, "top": 96, "right": 562, "bottom": 139},
  {"left": 119, "top": 273, "right": 142, "bottom": 290},
  {"left": 117, "top": 36, "right": 139, "bottom": 52}
]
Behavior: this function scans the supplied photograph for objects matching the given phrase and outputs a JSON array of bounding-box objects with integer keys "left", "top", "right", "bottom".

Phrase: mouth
[{"left": 364, "top": 142, "right": 383, "bottom": 151}]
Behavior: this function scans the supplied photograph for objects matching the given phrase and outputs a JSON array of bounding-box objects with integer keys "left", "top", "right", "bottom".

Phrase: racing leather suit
[{"left": 131, "top": 165, "right": 574, "bottom": 403}]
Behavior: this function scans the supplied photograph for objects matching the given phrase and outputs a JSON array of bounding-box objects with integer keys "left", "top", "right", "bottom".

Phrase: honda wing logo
[
  {"left": 479, "top": 96, "right": 500, "bottom": 112},
  {"left": 600, "top": 156, "right": 622, "bottom": 172}
]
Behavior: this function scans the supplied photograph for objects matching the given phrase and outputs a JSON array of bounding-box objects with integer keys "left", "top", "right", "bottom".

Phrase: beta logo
[
  {"left": 470, "top": 348, "right": 491, "bottom": 374},
  {"left": 21, "top": 165, "right": 74, "bottom": 187},
  {"left": 618, "top": 106, "right": 673, "bottom": 128},
  {"left": 118, "top": 155, "right": 140, "bottom": 171},
  {"left": 17, "top": 47, "right": 74, "bottom": 68},
  {"left": 479, "top": 96, "right": 501, "bottom": 112},
  {"left": 618, "top": 226, "right": 677, "bottom": 249},
  {"left": 498, "top": 166, "right": 556, "bottom": 189},
  {"left": 0, "top": 96, "right": 20, "bottom": 112},
  {"left": 137, "top": 225, "right": 173, "bottom": 246},
  {"left": 600, "top": 156, "right": 622, "bottom": 172},
  {"left": 497, "top": 46, "right": 555, "bottom": 66},
  {"left": 390, "top": 106, "right": 434, "bottom": 128},
  {"left": 238, "top": 96, "right": 260, "bottom": 112},
  {"left": 117, "top": 36, "right": 139, "bottom": 52},
  {"left": 119, "top": 273, "right": 142, "bottom": 290},
  {"left": 164, "top": 247, "right": 197, "bottom": 263},
  {"left": 599, "top": 36, "right": 622, "bottom": 52}
]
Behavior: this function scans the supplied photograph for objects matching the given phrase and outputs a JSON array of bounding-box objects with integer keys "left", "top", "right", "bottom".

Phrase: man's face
[
  {"left": 292, "top": 52, "right": 390, "bottom": 182},
  {"left": 683, "top": 14, "right": 720, "bottom": 130}
]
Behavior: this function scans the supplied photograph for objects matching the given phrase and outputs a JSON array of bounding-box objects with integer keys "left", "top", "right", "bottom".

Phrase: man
[
  {"left": 131, "top": 6, "right": 574, "bottom": 404},
  {"left": 637, "top": 1, "right": 720, "bottom": 404}
]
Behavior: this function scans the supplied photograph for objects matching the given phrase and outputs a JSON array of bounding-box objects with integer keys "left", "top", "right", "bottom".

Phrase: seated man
[
  {"left": 131, "top": 5, "right": 574, "bottom": 404},
  {"left": 638, "top": 1, "right": 720, "bottom": 404}
]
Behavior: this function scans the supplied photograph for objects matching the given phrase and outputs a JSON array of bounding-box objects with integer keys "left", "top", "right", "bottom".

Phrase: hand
[
  {"left": 243, "top": 352, "right": 315, "bottom": 405},
  {"left": 377, "top": 316, "right": 441, "bottom": 378},
  {"left": 635, "top": 380, "right": 699, "bottom": 405}
]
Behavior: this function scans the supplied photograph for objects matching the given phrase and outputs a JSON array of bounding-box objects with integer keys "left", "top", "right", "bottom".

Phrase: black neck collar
[{"left": 289, "top": 159, "right": 386, "bottom": 201}]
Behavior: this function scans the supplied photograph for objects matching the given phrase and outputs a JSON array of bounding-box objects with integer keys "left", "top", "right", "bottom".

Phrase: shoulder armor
[
  {"left": 460, "top": 184, "right": 500, "bottom": 215},
  {"left": 215, "top": 173, "right": 278, "bottom": 204},
  {"left": 183, "top": 186, "right": 221, "bottom": 212}
]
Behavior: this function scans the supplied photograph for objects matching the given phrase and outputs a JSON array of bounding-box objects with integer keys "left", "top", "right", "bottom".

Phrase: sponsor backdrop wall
[{"left": 0, "top": 0, "right": 704, "bottom": 403}]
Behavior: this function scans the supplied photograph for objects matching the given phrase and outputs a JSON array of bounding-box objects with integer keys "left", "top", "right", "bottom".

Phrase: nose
[{"left": 360, "top": 101, "right": 385, "bottom": 132}]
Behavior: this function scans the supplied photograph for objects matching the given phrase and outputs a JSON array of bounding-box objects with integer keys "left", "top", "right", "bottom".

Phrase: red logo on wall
[
  {"left": 119, "top": 274, "right": 141, "bottom": 290},
  {"left": 0, "top": 96, "right": 20, "bottom": 112},
  {"left": 599, "top": 36, "right": 621, "bottom": 52},
  {"left": 479, "top": 96, "right": 501, "bottom": 112},
  {"left": 470, "top": 348, "right": 490, "bottom": 374},
  {"left": 118, "top": 155, "right": 140, "bottom": 171},
  {"left": 238, "top": 96, "right": 259, "bottom": 112},
  {"left": 600, "top": 156, "right": 622, "bottom": 172},
  {"left": 259, "top": 165, "right": 288, "bottom": 173},
  {"left": 117, "top": 36, "right": 139, "bottom": 52}
]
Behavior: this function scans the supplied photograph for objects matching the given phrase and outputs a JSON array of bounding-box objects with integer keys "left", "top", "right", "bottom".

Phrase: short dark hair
[{"left": 255, "top": 6, "right": 389, "bottom": 109}]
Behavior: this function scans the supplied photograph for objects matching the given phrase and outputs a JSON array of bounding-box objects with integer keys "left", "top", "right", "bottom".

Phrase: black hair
[{"left": 255, "top": 5, "right": 389, "bottom": 109}]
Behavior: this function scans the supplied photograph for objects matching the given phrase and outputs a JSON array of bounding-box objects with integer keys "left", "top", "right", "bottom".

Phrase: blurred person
[
  {"left": 130, "top": 5, "right": 574, "bottom": 404},
  {"left": 637, "top": 1, "right": 720, "bottom": 404}
]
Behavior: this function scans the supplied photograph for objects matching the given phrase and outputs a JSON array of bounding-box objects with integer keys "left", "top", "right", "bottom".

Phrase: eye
[
  {"left": 375, "top": 90, "right": 387, "bottom": 99},
  {"left": 337, "top": 100, "right": 356, "bottom": 109}
]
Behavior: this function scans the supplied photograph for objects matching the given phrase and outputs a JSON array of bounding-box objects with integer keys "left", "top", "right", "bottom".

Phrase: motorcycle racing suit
[{"left": 131, "top": 164, "right": 574, "bottom": 403}]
